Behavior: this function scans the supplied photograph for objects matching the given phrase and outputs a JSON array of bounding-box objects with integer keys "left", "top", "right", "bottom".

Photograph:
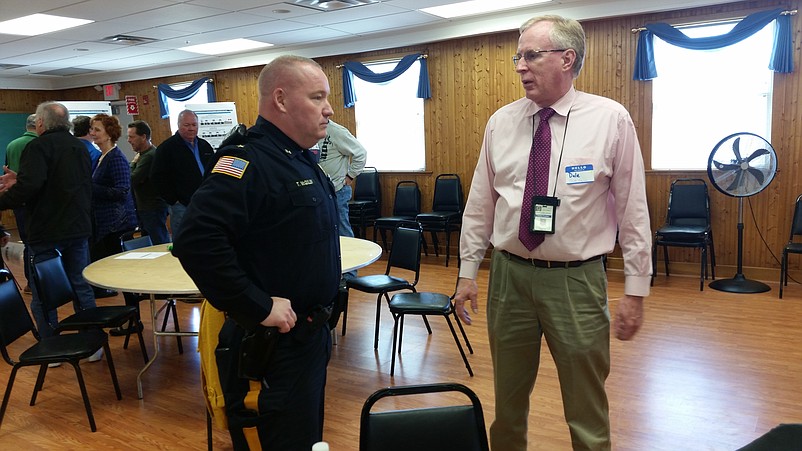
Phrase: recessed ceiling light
[
  {"left": 0, "top": 13, "right": 94, "bottom": 36},
  {"left": 179, "top": 38, "right": 273, "bottom": 55},
  {"left": 421, "top": 0, "right": 552, "bottom": 19}
]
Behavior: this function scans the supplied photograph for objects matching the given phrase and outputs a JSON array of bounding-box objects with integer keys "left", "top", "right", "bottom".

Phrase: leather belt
[{"left": 501, "top": 250, "right": 602, "bottom": 269}]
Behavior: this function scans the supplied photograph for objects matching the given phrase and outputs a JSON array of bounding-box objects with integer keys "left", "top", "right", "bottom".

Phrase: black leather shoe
[{"left": 110, "top": 321, "right": 143, "bottom": 336}]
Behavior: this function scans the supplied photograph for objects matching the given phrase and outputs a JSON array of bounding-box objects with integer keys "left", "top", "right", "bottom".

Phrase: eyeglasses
[{"left": 512, "top": 49, "right": 567, "bottom": 66}]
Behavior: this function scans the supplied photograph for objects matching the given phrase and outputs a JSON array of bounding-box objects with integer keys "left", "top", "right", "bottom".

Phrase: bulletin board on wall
[{"left": 0, "top": 113, "right": 32, "bottom": 166}]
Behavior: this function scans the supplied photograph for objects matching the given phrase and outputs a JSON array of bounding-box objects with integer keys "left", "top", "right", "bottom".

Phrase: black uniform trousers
[{"left": 222, "top": 321, "right": 332, "bottom": 451}]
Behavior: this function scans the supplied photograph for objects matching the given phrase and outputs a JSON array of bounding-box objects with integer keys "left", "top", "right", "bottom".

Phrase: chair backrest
[
  {"left": 386, "top": 226, "right": 422, "bottom": 285},
  {"left": 789, "top": 193, "right": 802, "bottom": 240},
  {"left": 393, "top": 181, "right": 421, "bottom": 217},
  {"left": 431, "top": 173, "right": 463, "bottom": 214},
  {"left": 32, "top": 250, "right": 76, "bottom": 312},
  {"left": 666, "top": 178, "right": 710, "bottom": 227},
  {"left": 353, "top": 167, "right": 381, "bottom": 204},
  {"left": 122, "top": 235, "right": 154, "bottom": 252},
  {"left": 0, "top": 270, "right": 36, "bottom": 365},
  {"left": 359, "top": 383, "right": 489, "bottom": 451}
]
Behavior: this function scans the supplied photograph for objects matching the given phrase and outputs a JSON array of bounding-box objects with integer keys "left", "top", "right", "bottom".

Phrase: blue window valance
[
  {"left": 633, "top": 8, "right": 793, "bottom": 81},
  {"left": 342, "top": 53, "right": 431, "bottom": 108},
  {"left": 157, "top": 77, "right": 216, "bottom": 119}
]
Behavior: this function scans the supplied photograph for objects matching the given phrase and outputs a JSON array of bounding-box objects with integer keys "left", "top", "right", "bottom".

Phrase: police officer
[{"left": 172, "top": 55, "right": 340, "bottom": 451}]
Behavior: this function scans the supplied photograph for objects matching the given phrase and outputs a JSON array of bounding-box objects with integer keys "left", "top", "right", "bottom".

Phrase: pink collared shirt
[{"left": 459, "top": 87, "right": 652, "bottom": 297}]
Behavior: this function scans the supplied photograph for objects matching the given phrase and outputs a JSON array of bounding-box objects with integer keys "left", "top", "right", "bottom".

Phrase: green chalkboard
[{"left": 0, "top": 113, "right": 32, "bottom": 166}]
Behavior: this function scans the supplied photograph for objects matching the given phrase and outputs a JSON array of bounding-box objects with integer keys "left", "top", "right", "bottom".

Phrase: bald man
[{"left": 173, "top": 55, "right": 339, "bottom": 451}]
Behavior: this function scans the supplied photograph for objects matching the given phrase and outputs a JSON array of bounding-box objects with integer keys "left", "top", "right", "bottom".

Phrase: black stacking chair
[
  {"left": 780, "top": 194, "right": 802, "bottom": 298},
  {"left": 417, "top": 174, "right": 463, "bottom": 267},
  {"left": 345, "top": 226, "right": 422, "bottom": 349},
  {"left": 0, "top": 270, "right": 121, "bottom": 432},
  {"left": 373, "top": 181, "right": 421, "bottom": 251},
  {"left": 349, "top": 167, "right": 381, "bottom": 239},
  {"left": 387, "top": 290, "right": 473, "bottom": 376},
  {"left": 31, "top": 249, "right": 149, "bottom": 363},
  {"left": 360, "top": 383, "right": 489, "bottom": 451},
  {"left": 652, "top": 178, "right": 716, "bottom": 291}
]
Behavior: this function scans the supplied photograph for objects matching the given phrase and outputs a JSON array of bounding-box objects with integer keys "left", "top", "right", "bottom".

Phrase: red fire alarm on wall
[{"left": 126, "top": 95, "right": 139, "bottom": 115}]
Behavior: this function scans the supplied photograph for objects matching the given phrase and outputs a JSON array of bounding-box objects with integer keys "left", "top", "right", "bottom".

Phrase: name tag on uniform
[{"left": 565, "top": 164, "right": 594, "bottom": 185}]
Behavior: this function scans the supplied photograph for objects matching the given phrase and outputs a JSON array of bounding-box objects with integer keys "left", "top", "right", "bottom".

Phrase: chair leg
[
  {"left": 651, "top": 241, "right": 657, "bottom": 287},
  {"left": 709, "top": 232, "right": 717, "bottom": 279},
  {"left": 0, "top": 366, "right": 21, "bottom": 431},
  {"left": 453, "top": 309, "right": 474, "bottom": 354},
  {"left": 390, "top": 313, "right": 401, "bottom": 377},
  {"left": 430, "top": 231, "right": 440, "bottom": 257},
  {"left": 397, "top": 314, "right": 405, "bottom": 355},
  {"left": 445, "top": 228, "right": 451, "bottom": 267},
  {"left": 31, "top": 364, "right": 47, "bottom": 405},
  {"left": 103, "top": 342, "right": 122, "bottom": 400},
  {"left": 444, "top": 315, "right": 474, "bottom": 377},
  {"left": 136, "top": 324, "right": 149, "bottom": 364},
  {"left": 422, "top": 316, "right": 432, "bottom": 334},
  {"left": 699, "top": 247, "right": 706, "bottom": 291},
  {"left": 121, "top": 316, "right": 142, "bottom": 352},
  {"left": 663, "top": 244, "right": 670, "bottom": 277},
  {"left": 373, "top": 294, "right": 383, "bottom": 350},
  {"left": 160, "top": 301, "right": 172, "bottom": 332},
  {"left": 170, "top": 301, "right": 184, "bottom": 354},
  {"left": 781, "top": 251, "right": 787, "bottom": 299},
  {"left": 68, "top": 361, "right": 97, "bottom": 432}
]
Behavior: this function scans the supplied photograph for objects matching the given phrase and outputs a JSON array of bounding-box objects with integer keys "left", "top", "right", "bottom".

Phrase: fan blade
[
  {"left": 712, "top": 160, "right": 740, "bottom": 171},
  {"left": 746, "top": 167, "right": 765, "bottom": 186},
  {"left": 731, "top": 137, "right": 744, "bottom": 163},
  {"left": 745, "top": 148, "right": 770, "bottom": 162},
  {"left": 726, "top": 170, "right": 745, "bottom": 192}
]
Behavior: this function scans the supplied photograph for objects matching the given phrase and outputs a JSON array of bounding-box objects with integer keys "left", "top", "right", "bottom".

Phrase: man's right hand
[
  {"left": 260, "top": 297, "right": 297, "bottom": 333},
  {"left": 454, "top": 277, "right": 479, "bottom": 325}
]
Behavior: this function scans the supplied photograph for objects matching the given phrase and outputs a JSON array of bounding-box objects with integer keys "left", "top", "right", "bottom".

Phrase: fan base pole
[{"left": 709, "top": 273, "right": 770, "bottom": 293}]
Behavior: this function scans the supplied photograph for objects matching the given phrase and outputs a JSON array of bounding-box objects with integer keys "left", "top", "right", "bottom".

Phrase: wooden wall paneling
[{"left": 8, "top": 0, "right": 802, "bottom": 280}]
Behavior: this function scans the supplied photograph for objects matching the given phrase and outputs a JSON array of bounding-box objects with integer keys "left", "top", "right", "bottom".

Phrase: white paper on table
[{"left": 114, "top": 252, "right": 169, "bottom": 260}]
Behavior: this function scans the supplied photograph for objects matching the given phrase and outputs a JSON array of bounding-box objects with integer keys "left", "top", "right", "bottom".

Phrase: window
[
  {"left": 651, "top": 22, "right": 774, "bottom": 170},
  {"left": 352, "top": 60, "right": 425, "bottom": 171},
  {"left": 166, "top": 81, "right": 210, "bottom": 134}
]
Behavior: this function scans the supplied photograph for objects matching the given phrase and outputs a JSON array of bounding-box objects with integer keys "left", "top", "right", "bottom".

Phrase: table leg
[{"left": 137, "top": 294, "right": 161, "bottom": 399}]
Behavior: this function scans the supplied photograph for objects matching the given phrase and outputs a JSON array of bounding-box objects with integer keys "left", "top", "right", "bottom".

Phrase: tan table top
[{"left": 83, "top": 237, "right": 383, "bottom": 294}]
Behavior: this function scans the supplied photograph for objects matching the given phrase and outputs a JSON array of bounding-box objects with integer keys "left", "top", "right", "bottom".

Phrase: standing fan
[{"left": 707, "top": 132, "right": 777, "bottom": 293}]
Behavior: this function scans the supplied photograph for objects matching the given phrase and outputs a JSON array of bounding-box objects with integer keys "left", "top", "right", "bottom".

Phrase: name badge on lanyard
[{"left": 530, "top": 195, "right": 560, "bottom": 234}]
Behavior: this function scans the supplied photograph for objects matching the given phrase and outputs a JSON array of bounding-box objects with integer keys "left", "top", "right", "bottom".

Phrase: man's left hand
[
  {"left": 0, "top": 166, "right": 18, "bottom": 193},
  {"left": 344, "top": 175, "right": 354, "bottom": 186},
  {"left": 614, "top": 294, "right": 643, "bottom": 340}
]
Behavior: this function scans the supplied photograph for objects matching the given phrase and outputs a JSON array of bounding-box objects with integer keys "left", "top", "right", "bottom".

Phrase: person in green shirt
[
  {"left": 6, "top": 114, "right": 37, "bottom": 172},
  {"left": 4, "top": 113, "right": 37, "bottom": 292}
]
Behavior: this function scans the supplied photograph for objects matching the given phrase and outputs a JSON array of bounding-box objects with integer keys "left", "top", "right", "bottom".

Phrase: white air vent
[
  {"left": 290, "top": 0, "right": 377, "bottom": 12},
  {"left": 100, "top": 34, "right": 158, "bottom": 45}
]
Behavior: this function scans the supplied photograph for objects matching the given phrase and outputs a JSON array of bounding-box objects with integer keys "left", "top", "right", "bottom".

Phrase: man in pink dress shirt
[{"left": 455, "top": 15, "right": 651, "bottom": 451}]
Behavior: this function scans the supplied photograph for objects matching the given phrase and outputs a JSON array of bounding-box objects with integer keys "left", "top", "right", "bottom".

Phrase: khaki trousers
[{"left": 487, "top": 250, "right": 611, "bottom": 451}]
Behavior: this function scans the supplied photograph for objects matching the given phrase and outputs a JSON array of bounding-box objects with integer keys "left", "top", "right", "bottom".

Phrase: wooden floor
[{"left": 1, "top": 251, "right": 802, "bottom": 450}]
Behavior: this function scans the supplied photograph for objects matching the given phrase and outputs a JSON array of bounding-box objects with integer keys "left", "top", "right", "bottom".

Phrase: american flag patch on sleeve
[{"left": 212, "top": 156, "right": 249, "bottom": 179}]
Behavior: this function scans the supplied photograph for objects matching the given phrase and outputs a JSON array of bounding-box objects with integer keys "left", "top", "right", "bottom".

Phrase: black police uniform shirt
[{"left": 173, "top": 116, "right": 342, "bottom": 330}]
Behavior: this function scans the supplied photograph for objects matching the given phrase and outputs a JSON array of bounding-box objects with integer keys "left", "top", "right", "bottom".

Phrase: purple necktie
[{"left": 519, "top": 108, "right": 555, "bottom": 251}]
